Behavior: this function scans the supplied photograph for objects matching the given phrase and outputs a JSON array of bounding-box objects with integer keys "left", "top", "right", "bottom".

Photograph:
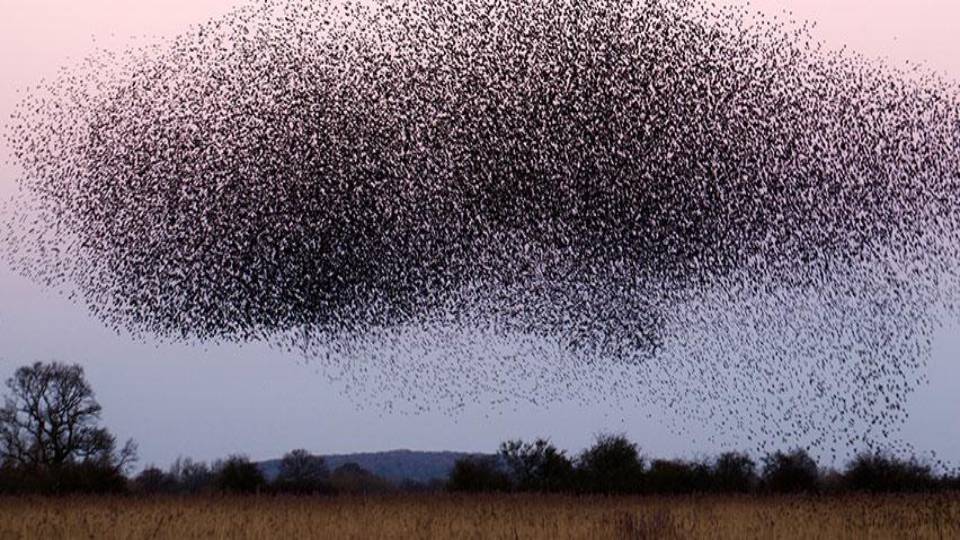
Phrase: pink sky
[
  {"left": 2, "top": 0, "right": 956, "bottom": 232},
  {"left": 2, "top": 0, "right": 957, "bottom": 146},
  {"left": 1, "top": 0, "right": 957, "bottom": 92},
  {"left": 2, "top": 1, "right": 957, "bottom": 187},
  {"left": 0, "top": 0, "right": 958, "bottom": 466},
  {"left": 1, "top": 0, "right": 958, "bottom": 76},
  {"left": 742, "top": 0, "right": 959, "bottom": 75}
]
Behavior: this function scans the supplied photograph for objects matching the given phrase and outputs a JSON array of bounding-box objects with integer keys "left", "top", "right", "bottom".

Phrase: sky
[{"left": 0, "top": 0, "right": 958, "bottom": 469}]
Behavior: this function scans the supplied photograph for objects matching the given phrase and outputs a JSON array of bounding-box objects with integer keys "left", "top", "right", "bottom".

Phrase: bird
[{"left": 3, "top": 0, "right": 959, "bottom": 464}]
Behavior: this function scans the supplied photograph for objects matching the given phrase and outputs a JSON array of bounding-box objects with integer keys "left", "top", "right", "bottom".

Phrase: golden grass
[{"left": 0, "top": 493, "right": 957, "bottom": 539}]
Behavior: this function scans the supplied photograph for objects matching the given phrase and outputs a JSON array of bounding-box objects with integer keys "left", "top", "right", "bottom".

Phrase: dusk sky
[{"left": 1, "top": 0, "right": 958, "bottom": 469}]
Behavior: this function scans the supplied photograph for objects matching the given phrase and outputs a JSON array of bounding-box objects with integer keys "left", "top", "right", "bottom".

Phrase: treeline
[
  {"left": 2, "top": 363, "right": 959, "bottom": 496},
  {"left": 4, "top": 439, "right": 958, "bottom": 496},
  {"left": 449, "top": 435, "right": 960, "bottom": 495},
  {"left": 128, "top": 451, "right": 423, "bottom": 496},
  {"left": 0, "top": 448, "right": 433, "bottom": 496},
  {"left": 0, "top": 362, "right": 425, "bottom": 496}
]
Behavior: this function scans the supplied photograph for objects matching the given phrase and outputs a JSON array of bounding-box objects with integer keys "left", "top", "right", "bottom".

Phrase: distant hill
[{"left": 258, "top": 450, "right": 492, "bottom": 484}]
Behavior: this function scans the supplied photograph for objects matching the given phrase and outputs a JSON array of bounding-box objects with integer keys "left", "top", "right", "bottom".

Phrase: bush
[
  {"left": 273, "top": 449, "right": 331, "bottom": 494},
  {"left": 0, "top": 462, "right": 128, "bottom": 495},
  {"left": 576, "top": 434, "right": 645, "bottom": 494},
  {"left": 133, "top": 466, "right": 178, "bottom": 494},
  {"left": 712, "top": 452, "right": 758, "bottom": 493},
  {"left": 646, "top": 459, "right": 710, "bottom": 494},
  {"left": 168, "top": 457, "right": 214, "bottom": 494},
  {"left": 844, "top": 452, "right": 935, "bottom": 493},
  {"left": 214, "top": 455, "right": 267, "bottom": 494},
  {"left": 447, "top": 457, "right": 512, "bottom": 493},
  {"left": 56, "top": 462, "right": 130, "bottom": 494},
  {"left": 329, "top": 463, "right": 394, "bottom": 494},
  {"left": 499, "top": 439, "right": 574, "bottom": 492},
  {"left": 762, "top": 449, "right": 820, "bottom": 493},
  {"left": 942, "top": 473, "right": 960, "bottom": 491}
]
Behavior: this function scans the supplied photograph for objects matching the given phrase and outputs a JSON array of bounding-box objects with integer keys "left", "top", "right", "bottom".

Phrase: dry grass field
[{"left": 0, "top": 494, "right": 957, "bottom": 539}]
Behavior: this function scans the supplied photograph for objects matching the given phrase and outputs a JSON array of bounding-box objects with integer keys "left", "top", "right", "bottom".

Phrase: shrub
[
  {"left": 762, "top": 449, "right": 820, "bottom": 493},
  {"left": 712, "top": 452, "right": 758, "bottom": 493},
  {"left": 576, "top": 434, "right": 645, "bottom": 494},
  {"left": 214, "top": 455, "right": 267, "bottom": 494},
  {"left": 844, "top": 452, "right": 935, "bottom": 493},
  {"left": 133, "top": 466, "right": 177, "bottom": 494},
  {"left": 499, "top": 439, "right": 574, "bottom": 492},
  {"left": 647, "top": 459, "right": 710, "bottom": 494},
  {"left": 168, "top": 457, "right": 214, "bottom": 494},
  {"left": 329, "top": 463, "right": 394, "bottom": 494},
  {"left": 274, "top": 449, "right": 331, "bottom": 494},
  {"left": 447, "top": 456, "right": 512, "bottom": 493}
]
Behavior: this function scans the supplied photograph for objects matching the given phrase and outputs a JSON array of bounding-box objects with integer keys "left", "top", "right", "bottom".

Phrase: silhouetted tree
[
  {"left": 0, "top": 362, "right": 136, "bottom": 493},
  {"left": 819, "top": 467, "right": 846, "bottom": 494},
  {"left": 133, "top": 466, "right": 177, "bottom": 494},
  {"left": 274, "top": 449, "right": 331, "bottom": 494},
  {"left": 844, "top": 451, "right": 935, "bottom": 493},
  {"left": 329, "top": 462, "right": 394, "bottom": 494},
  {"left": 762, "top": 448, "right": 820, "bottom": 493},
  {"left": 713, "top": 452, "right": 758, "bottom": 493},
  {"left": 168, "top": 457, "right": 214, "bottom": 494},
  {"left": 646, "top": 459, "right": 710, "bottom": 494},
  {"left": 576, "top": 434, "right": 645, "bottom": 494},
  {"left": 447, "top": 456, "right": 512, "bottom": 493},
  {"left": 214, "top": 455, "right": 266, "bottom": 494},
  {"left": 942, "top": 473, "right": 960, "bottom": 491},
  {"left": 499, "top": 438, "right": 574, "bottom": 492}
]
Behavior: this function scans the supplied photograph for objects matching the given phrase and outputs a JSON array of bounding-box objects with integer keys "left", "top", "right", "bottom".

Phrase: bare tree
[
  {"left": 168, "top": 457, "right": 213, "bottom": 494},
  {"left": 0, "top": 362, "right": 136, "bottom": 474},
  {"left": 275, "top": 448, "right": 330, "bottom": 493}
]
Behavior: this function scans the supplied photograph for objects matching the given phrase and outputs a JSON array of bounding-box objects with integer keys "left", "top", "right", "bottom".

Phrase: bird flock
[{"left": 3, "top": 0, "right": 960, "bottom": 459}]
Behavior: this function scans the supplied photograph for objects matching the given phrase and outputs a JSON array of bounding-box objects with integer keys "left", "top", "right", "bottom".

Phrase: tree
[
  {"left": 168, "top": 457, "right": 213, "bottom": 494},
  {"left": 499, "top": 438, "right": 574, "bottom": 492},
  {"left": 576, "top": 434, "right": 645, "bottom": 494},
  {"left": 844, "top": 451, "right": 934, "bottom": 493},
  {"left": 646, "top": 459, "right": 710, "bottom": 494},
  {"left": 761, "top": 448, "right": 820, "bottom": 493},
  {"left": 274, "top": 449, "right": 330, "bottom": 494},
  {"left": 213, "top": 455, "right": 266, "bottom": 494},
  {"left": 133, "top": 466, "right": 176, "bottom": 494},
  {"left": 447, "top": 456, "right": 511, "bottom": 493},
  {"left": 329, "top": 462, "right": 394, "bottom": 494},
  {"left": 713, "top": 452, "right": 757, "bottom": 493},
  {"left": 0, "top": 362, "right": 136, "bottom": 491}
]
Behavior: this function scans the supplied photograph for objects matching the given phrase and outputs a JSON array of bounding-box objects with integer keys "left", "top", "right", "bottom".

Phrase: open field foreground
[{"left": 0, "top": 494, "right": 958, "bottom": 539}]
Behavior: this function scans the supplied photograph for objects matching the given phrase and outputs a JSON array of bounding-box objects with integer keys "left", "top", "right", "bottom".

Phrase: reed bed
[{"left": 0, "top": 493, "right": 957, "bottom": 539}]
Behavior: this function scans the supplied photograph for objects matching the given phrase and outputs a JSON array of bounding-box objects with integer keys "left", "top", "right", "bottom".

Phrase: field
[{"left": 0, "top": 494, "right": 958, "bottom": 539}]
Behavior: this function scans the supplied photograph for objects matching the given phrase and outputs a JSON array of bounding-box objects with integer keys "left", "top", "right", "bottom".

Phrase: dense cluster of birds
[{"left": 4, "top": 0, "right": 960, "bottom": 458}]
